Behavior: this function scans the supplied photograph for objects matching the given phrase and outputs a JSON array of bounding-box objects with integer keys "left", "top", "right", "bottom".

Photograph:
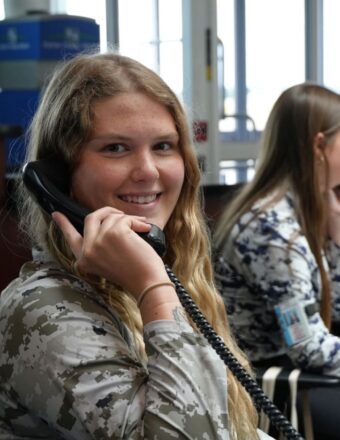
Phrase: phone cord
[{"left": 165, "top": 264, "right": 304, "bottom": 440}]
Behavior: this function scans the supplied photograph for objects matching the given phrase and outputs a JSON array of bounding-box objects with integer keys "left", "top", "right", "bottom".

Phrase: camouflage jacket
[
  {"left": 0, "top": 251, "right": 231, "bottom": 439},
  {"left": 215, "top": 191, "right": 340, "bottom": 376}
]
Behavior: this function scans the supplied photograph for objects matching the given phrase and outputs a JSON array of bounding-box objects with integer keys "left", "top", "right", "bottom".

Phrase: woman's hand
[
  {"left": 52, "top": 207, "right": 169, "bottom": 298},
  {"left": 326, "top": 188, "right": 340, "bottom": 245}
]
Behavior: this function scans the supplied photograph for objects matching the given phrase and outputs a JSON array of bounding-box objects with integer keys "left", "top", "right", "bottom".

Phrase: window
[
  {"left": 217, "top": 0, "right": 305, "bottom": 139},
  {"left": 217, "top": 0, "right": 235, "bottom": 132},
  {"left": 118, "top": 0, "right": 183, "bottom": 97},
  {"left": 220, "top": 159, "right": 255, "bottom": 184},
  {"left": 323, "top": 0, "right": 340, "bottom": 93}
]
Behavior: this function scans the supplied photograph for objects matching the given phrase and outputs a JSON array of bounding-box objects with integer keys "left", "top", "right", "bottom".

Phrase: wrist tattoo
[{"left": 172, "top": 305, "right": 188, "bottom": 324}]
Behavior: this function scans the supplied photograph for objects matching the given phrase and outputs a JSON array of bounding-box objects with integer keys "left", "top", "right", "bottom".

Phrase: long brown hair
[
  {"left": 18, "top": 51, "right": 259, "bottom": 439},
  {"left": 215, "top": 82, "right": 340, "bottom": 328}
]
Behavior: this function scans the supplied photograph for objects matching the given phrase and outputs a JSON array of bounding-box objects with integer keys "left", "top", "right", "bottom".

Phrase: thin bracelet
[{"left": 137, "top": 281, "right": 175, "bottom": 308}]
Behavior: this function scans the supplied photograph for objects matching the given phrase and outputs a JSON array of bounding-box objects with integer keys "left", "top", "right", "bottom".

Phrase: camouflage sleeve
[
  {"left": 325, "top": 238, "right": 340, "bottom": 319},
  {"left": 0, "top": 268, "right": 229, "bottom": 439},
  {"left": 143, "top": 309, "right": 229, "bottom": 439}
]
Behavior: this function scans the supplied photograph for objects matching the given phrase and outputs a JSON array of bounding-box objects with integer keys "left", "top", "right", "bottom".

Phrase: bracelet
[{"left": 137, "top": 281, "right": 175, "bottom": 308}]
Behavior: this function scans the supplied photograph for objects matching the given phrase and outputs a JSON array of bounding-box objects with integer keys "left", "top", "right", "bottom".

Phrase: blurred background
[{"left": 0, "top": 0, "right": 336, "bottom": 186}]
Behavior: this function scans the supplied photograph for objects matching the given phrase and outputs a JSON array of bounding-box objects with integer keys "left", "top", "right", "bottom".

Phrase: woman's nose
[{"left": 130, "top": 152, "right": 160, "bottom": 181}]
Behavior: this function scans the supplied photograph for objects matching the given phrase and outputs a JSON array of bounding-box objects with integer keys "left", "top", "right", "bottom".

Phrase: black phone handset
[
  {"left": 22, "top": 159, "right": 303, "bottom": 440},
  {"left": 22, "top": 159, "right": 166, "bottom": 256}
]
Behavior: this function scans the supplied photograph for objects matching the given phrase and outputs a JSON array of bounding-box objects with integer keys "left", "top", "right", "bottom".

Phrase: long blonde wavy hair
[
  {"left": 18, "top": 51, "right": 259, "bottom": 439},
  {"left": 215, "top": 83, "right": 340, "bottom": 329}
]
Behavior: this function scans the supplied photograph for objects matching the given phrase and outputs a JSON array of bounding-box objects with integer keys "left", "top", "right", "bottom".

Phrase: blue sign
[{"left": 0, "top": 15, "right": 100, "bottom": 60}]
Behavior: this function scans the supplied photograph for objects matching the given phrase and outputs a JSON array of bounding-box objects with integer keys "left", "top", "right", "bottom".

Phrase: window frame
[{"left": 219, "top": 0, "right": 324, "bottom": 142}]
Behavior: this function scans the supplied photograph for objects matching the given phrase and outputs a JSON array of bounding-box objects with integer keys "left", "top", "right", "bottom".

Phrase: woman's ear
[
  {"left": 313, "top": 132, "right": 326, "bottom": 162},
  {"left": 313, "top": 132, "right": 327, "bottom": 192}
]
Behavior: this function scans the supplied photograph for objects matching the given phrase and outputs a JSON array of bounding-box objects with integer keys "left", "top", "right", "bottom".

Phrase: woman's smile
[{"left": 119, "top": 193, "right": 160, "bottom": 205}]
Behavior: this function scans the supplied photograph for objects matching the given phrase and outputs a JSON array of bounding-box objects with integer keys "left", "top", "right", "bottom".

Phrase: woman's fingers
[
  {"left": 52, "top": 207, "right": 150, "bottom": 254},
  {"left": 52, "top": 207, "right": 163, "bottom": 293},
  {"left": 83, "top": 207, "right": 150, "bottom": 238},
  {"left": 81, "top": 208, "right": 151, "bottom": 258}
]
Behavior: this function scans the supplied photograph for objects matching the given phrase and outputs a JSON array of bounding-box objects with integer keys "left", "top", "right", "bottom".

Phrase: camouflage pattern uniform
[
  {"left": 215, "top": 191, "right": 340, "bottom": 375},
  {"left": 0, "top": 249, "right": 231, "bottom": 439}
]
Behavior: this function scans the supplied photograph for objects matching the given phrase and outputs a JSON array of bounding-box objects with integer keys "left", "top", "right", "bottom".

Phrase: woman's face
[{"left": 71, "top": 92, "right": 185, "bottom": 229}]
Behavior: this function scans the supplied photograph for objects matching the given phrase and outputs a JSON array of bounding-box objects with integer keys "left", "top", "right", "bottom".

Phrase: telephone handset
[
  {"left": 23, "top": 159, "right": 89, "bottom": 235},
  {"left": 22, "top": 157, "right": 303, "bottom": 440},
  {"left": 22, "top": 158, "right": 166, "bottom": 257}
]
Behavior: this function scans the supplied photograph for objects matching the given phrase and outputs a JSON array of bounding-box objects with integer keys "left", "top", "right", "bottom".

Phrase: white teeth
[{"left": 121, "top": 194, "right": 157, "bottom": 204}]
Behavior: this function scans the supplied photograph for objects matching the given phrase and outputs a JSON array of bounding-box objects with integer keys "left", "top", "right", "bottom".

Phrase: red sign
[{"left": 193, "top": 120, "right": 208, "bottom": 142}]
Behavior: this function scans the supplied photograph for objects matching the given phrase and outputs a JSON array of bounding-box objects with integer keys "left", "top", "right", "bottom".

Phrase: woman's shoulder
[
  {"left": 2, "top": 257, "right": 92, "bottom": 300},
  {"left": 235, "top": 191, "right": 300, "bottom": 238},
  {"left": 250, "top": 190, "right": 295, "bottom": 221},
  {"left": 225, "top": 191, "right": 312, "bottom": 259},
  {"left": 0, "top": 255, "right": 116, "bottom": 330},
  {"left": 0, "top": 255, "right": 132, "bottom": 362}
]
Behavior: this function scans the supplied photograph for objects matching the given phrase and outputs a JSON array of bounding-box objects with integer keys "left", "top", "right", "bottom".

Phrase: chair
[
  {"left": 256, "top": 366, "right": 340, "bottom": 439},
  {"left": 201, "top": 183, "right": 243, "bottom": 232},
  {"left": 0, "top": 124, "right": 31, "bottom": 292}
]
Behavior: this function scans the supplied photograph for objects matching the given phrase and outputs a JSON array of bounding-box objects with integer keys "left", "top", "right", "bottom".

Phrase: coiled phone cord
[{"left": 165, "top": 264, "right": 304, "bottom": 440}]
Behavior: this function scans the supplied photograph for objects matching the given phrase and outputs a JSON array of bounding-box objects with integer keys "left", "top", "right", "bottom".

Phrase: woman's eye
[
  {"left": 154, "top": 142, "right": 172, "bottom": 151},
  {"left": 103, "top": 143, "right": 126, "bottom": 153}
]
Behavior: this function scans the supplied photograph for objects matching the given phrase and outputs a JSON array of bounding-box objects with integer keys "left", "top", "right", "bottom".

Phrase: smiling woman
[{"left": 0, "top": 51, "right": 272, "bottom": 439}]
